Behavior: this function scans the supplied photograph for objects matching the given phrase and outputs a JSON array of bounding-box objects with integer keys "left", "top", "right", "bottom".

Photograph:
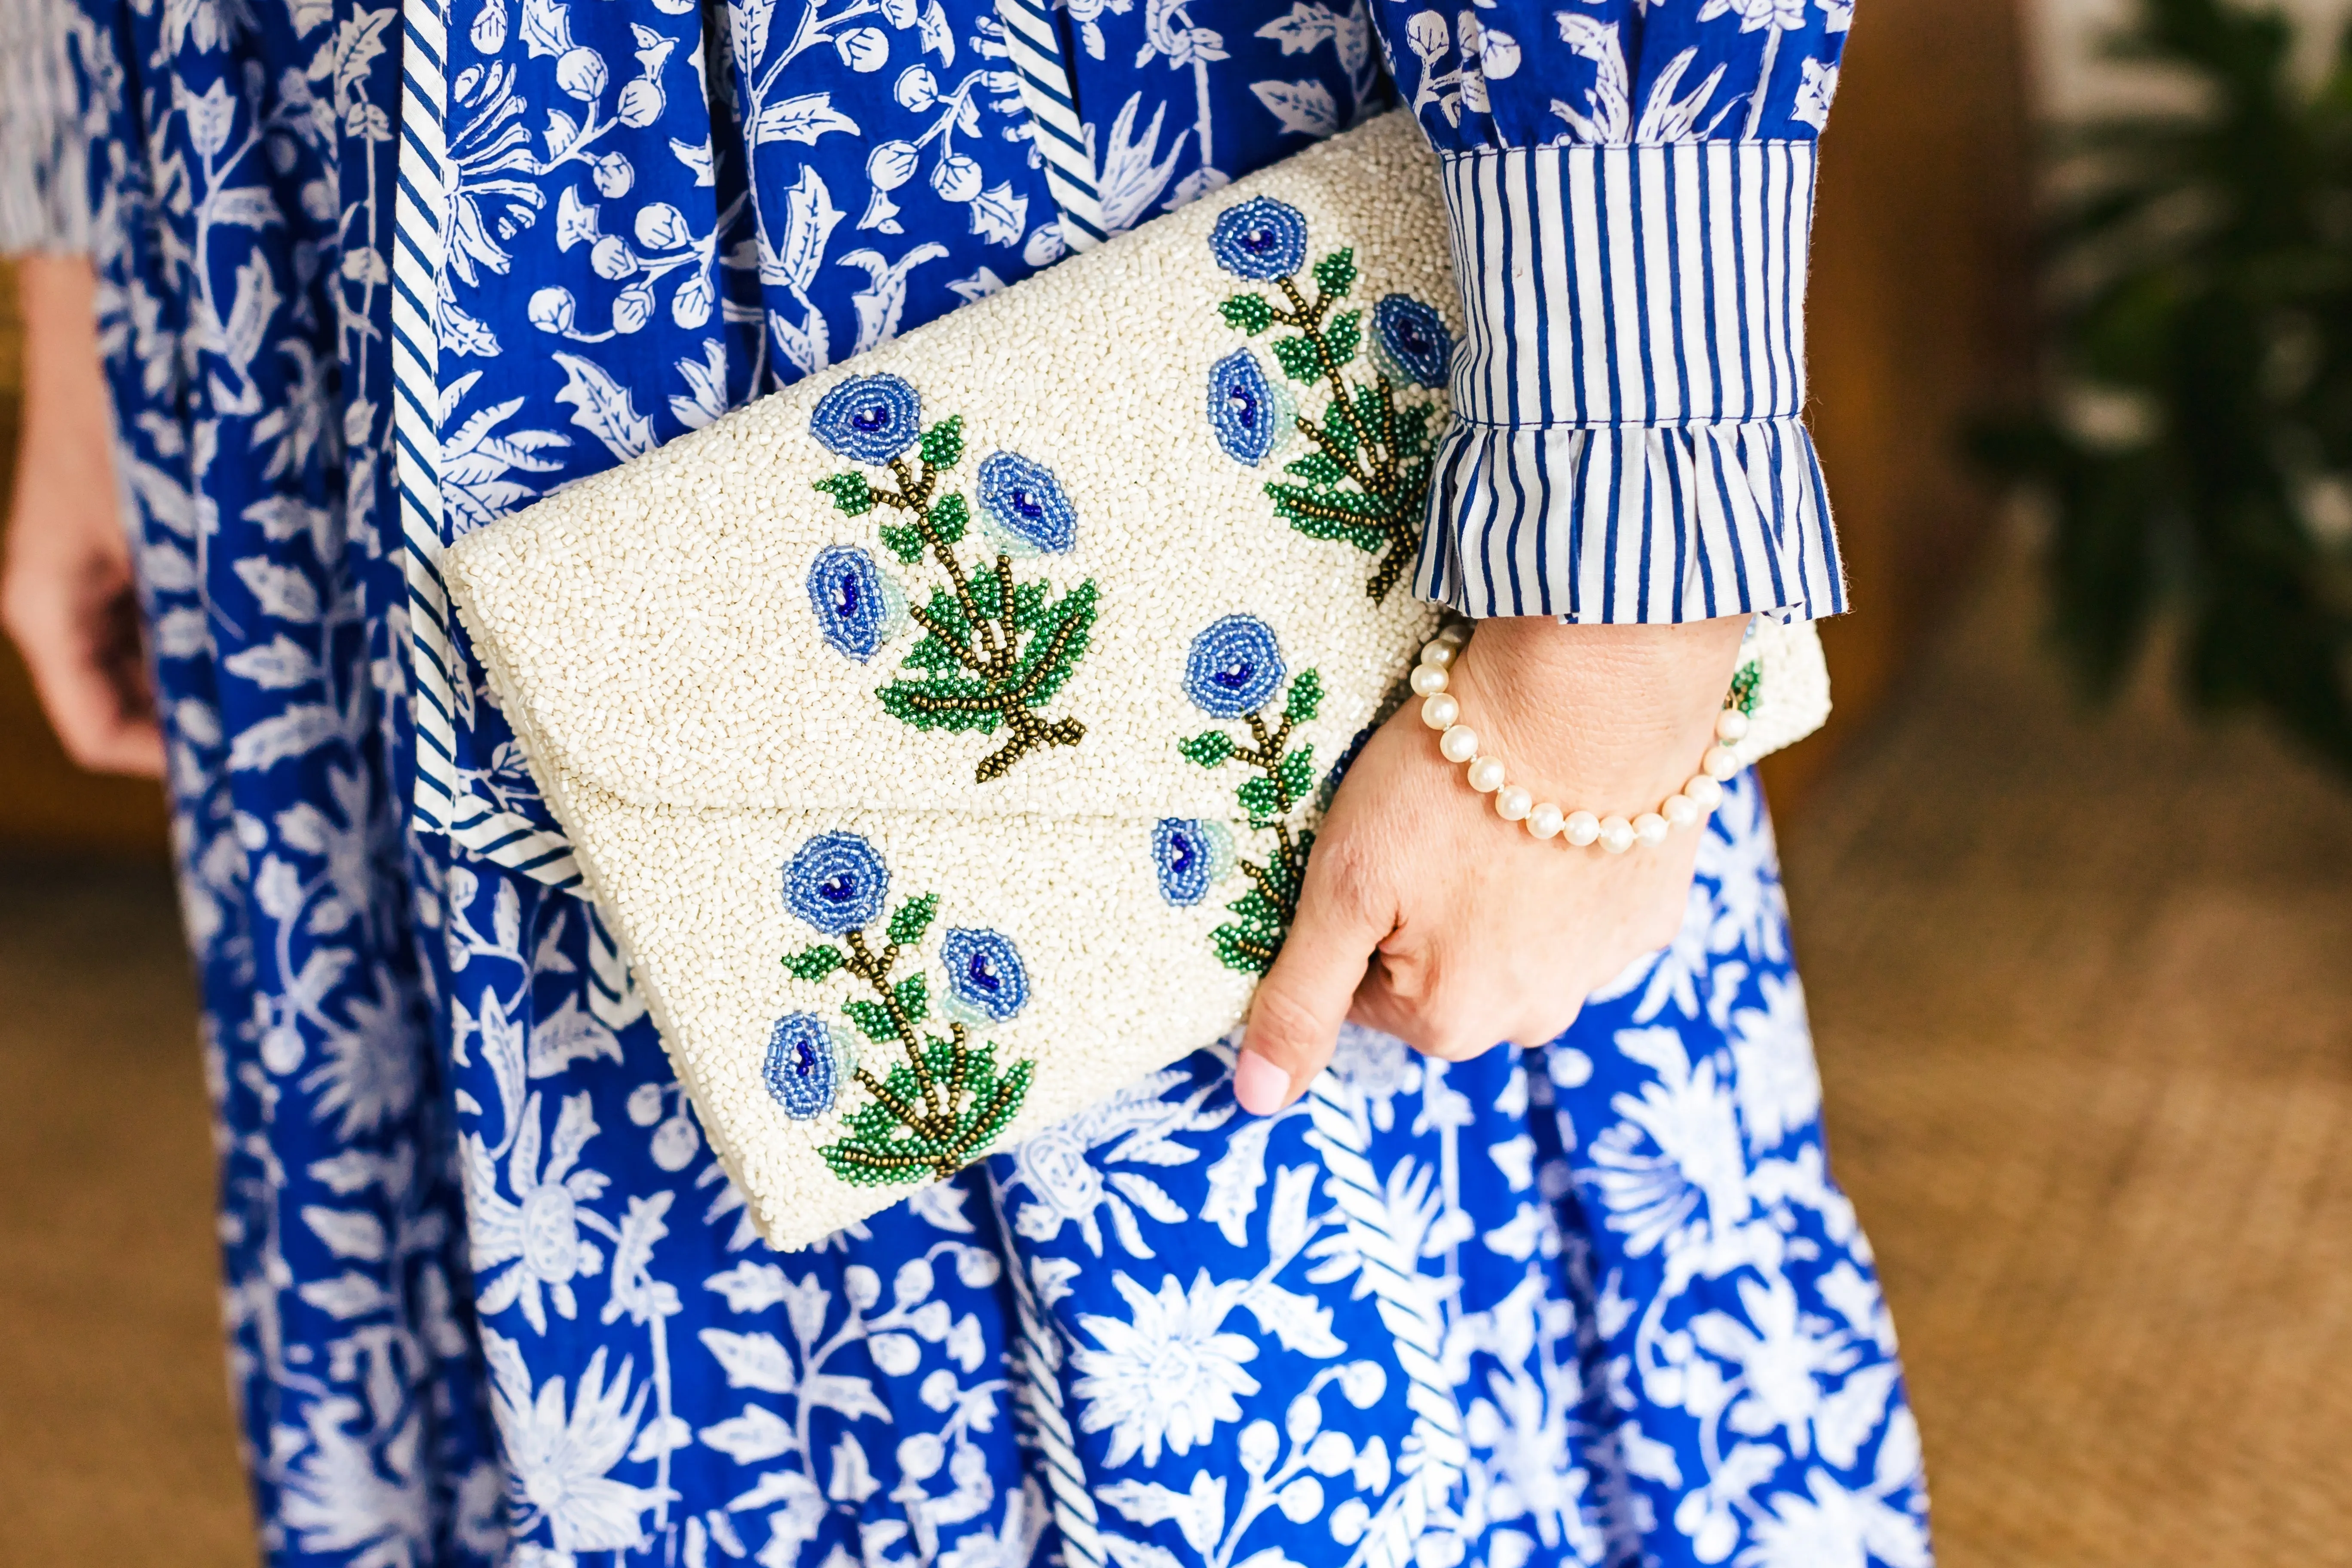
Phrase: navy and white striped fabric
[{"left": 1414, "top": 141, "right": 1844, "bottom": 624}]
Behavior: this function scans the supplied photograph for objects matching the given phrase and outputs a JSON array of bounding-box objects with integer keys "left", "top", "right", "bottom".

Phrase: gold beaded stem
[{"left": 1412, "top": 625, "right": 1750, "bottom": 854}]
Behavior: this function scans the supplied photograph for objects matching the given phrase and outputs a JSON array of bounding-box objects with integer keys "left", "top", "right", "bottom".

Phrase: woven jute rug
[{"left": 1786, "top": 546, "right": 2352, "bottom": 1567}]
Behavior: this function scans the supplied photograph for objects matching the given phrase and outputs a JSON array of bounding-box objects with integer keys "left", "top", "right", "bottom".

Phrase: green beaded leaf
[
  {"left": 1179, "top": 731, "right": 1235, "bottom": 768},
  {"left": 928, "top": 491, "right": 968, "bottom": 546},
  {"left": 844, "top": 999, "right": 900, "bottom": 1044},
  {"left": 1313, "top": 248, "right": 1357, "bottom": 300},
  {"left": 1730, "top": 662, "right": 1762, "bottom": 715},
  {"left": 1324, "top": 311, "right": 1361, "bottom": 368},
  {"left": 1315, "top": 405, "right": 1360, "bottom": 460},
  {"left": 879, "top": 672, "right": 1002, "bottom": 734},
  {"left": 1283, "top": 451, "right": 1347, "bottom": 489},
  {"left": 1006, "top": 579, "right": 1096, "bottom": 710},
  {"left": 888, "top": 893, "right": 939, "bottom": 947},
  {"left": 1212, "top": 924, "right": 1277, "bottom": 975},
  {"left": 1221, "top": 294, "right": 1275, "bottom": 335},
  {"left": 1237, "top": 773, "right": 1286, "bottom": 827},
  {"left": 919, "top": 415, "right": 965, "bottom": 471},
  {"left": 965, "top": 565, "right": 1004, "bottom": 624},
  {"left": 894, "top": 974, "right": 929, "bottom": 1025},
  {"left": 1393, "top": 401, "right": 1436, "bottom": 457},
  {"left": 1278, "top": 746, "right": 1316, "bottom": 804},
  {"left": 879, "top": 523, "right": 926, "bottom": 564},
  {"left": 782, "top": 945, "right": 845, "bottom": 982},
  {"left": 1283, "top": 669, "right": 1323, "bottom": 725},
  {"left": 1267, "top": 485, "right": 1388, "bottom": 554},
  {"left": 814, "top": 472, "right": 875, "bottom": 516},
  {"left": 1271, "top": 334, "right": 1322, "bottom": 384}
]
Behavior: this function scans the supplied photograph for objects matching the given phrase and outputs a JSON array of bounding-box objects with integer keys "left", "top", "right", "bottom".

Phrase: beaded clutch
[{"left": 441, "top": 111, "right": 1831, "bottom": 1250}]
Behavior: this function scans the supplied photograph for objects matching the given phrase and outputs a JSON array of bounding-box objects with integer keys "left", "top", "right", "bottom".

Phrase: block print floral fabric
[{"left": 46, "top": 0, "right": 1923, "bottom": 1558}]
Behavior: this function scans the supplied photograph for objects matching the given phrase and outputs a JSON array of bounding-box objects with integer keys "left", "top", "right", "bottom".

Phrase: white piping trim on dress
[
  {"left": 392, "top": 0, "right": 585, "bottom": 890},
  {"left": 992, "top": 0, "right": 1107, "bottom": 251}
]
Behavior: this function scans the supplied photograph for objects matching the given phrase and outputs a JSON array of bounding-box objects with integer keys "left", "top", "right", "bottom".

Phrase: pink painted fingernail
[{"left": 1234, "top": 1049, "right": 1289, "bottom": 1116}]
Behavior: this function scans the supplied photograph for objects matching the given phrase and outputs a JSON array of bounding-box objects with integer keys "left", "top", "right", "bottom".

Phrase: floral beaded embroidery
[
  {"left": 808, "top": 373, "right": 1098, "bottom": 783},
  {"left": 772, "top": 832, "right": 1035, "bottom": 1185},
  {"left": 1170, "top": 616, "right": 1322, "bottom": 975},
  {"left": 1209, "top": 198, "right": 1451, "bottom": 601}
]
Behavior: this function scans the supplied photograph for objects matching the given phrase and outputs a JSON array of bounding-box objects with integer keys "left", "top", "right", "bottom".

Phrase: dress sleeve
[
  {"left": 1371, "top": 0, "right": 1856, "bottom": 623},
  {"left": 0, "top": 0, "right": 96, "bottom": 255}
]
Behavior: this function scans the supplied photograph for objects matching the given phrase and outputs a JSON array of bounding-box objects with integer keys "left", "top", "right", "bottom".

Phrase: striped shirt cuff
[
  {"left": 0, "top": 0, "right": 95, "bottom": 254},
  {"left": 1413, "top": 141, "right": 1846, "bottom": 625}
]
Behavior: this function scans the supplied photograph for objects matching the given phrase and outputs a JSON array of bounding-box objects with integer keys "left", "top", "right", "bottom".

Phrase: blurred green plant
[{"left": 1975, "top": 0, "right": 2352, "bottom": 778}]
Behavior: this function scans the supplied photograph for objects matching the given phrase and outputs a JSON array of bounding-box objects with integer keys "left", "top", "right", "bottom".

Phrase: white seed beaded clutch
[{"left": 442, "top": 111, "right": 1832, "bottom": 1250}]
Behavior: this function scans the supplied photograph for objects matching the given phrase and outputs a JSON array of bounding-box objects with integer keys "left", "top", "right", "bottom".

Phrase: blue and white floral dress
[{"left": 16, "top": 0, "right": 1928, "bottom": 1559}]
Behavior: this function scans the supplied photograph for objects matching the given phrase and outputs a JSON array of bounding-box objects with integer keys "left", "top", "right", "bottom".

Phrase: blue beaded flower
[
  {"left": 1184, "top": 615, "right": 1286, "bottom": 718},
  {"left": 807, "top": 545, "right": 902, "bottom": 662},
  {"left": 1152, "top": 818, "right": 1234, "bottom": 907},
  {"left": 939, "top": 928, "right": 1029, "bottom": 1023},
  {"left": 1207, "top": 349, "right": 1286, "bottom": 467},
  {"left": 782, "top": 833, "right": 889, "bottom": 935},
  {"left": 976, "top": 452, "right": 1077, "bottom": 555},
  {"left": 1210, "top": 198, "right": 1308, "bottom": 281},
  {"left": 765, "top": 1012, "right": 839, "bottom": 1119},
  {"left": 809, "top": 373, "right": 922, "bottom": 463},
  {"left": 1373, "top": 294, "right": 1453, "bottom": 390}
]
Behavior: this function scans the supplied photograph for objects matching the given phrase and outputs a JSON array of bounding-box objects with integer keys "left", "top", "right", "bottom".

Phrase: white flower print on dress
[
  {"left": 1072, "top": 1271, "right": 1263, "bottom": 1467},
  {"left": 484, "top": 1329, "right": 669, "bottom": 1553},
  {"left": 1584, "top": 1027, "right": 1758, "bottom": 1273},
  {"left": 1738, "top": 1467, "right": 1931, "bottom": 1568},
  {"left": 1729, "top": 973, "right": 1822, "bottom": 1154},
  {"left": 1792, "top": 55, "right": 1839, "bottom": 131},
  {"left": 465, "top": 1090, "right": 611, "bottom": 1332},
  {"left": 1686, "top": 1274, "right": 1861, "bottom": 1460}
]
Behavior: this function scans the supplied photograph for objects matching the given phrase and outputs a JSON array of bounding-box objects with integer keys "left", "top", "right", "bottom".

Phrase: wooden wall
[
  {"left": 1763, "top": 0, "right": 2037, "bottom": 815},
  {"left": 0, "top": 5, "right": 2031, "bottom": 853}
]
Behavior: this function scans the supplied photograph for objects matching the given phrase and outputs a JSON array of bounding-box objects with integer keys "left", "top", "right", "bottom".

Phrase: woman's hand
[
  {"left": 1232, "top": 612, "right": 1751, "bottom": 1113},
  {"left": 0, "top": 254, "right": 159, "bottom": 778}
]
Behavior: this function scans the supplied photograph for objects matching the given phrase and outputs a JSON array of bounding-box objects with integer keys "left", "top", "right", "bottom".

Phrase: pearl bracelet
[{"left": 1411, "top": 625, "right": 1750, "bottom": 855}]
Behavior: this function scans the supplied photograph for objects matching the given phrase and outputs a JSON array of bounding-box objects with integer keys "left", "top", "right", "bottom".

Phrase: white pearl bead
[
  {"left": 1420, "top": 641, "right": 1458, "bottom": 670},
  {"left": 1526, "top": 801, "right": 1565, "bottom": 839},
  {"left": 1598, "top": 815, "right": 1637, "bottom": 855},
  {"left": 1410, "top": 664, "right": 1450, "bottom": 696},
  {"left": 1467, "top": 757, "right": 1507, "bottom": 793},
  {"left": 1562, "top": 811, "right": 1600, "bottom": 847},
  {"left": 1496, "top": 784, "right": 1532, "bottom": 820},
  {"left": 1683, "top": 774, "right": 1724, "bottom": 811},
  {"left": 1662, "top": 793, "right": 1700, "bottom": 828},
  {"left": 1634, "top": 812, "right": 1670, "bottom": 847},
  {"left": 1702, "top": 745, "right": 1741, "bottom": 781},
  {"left": 1439, "top": 724, "right": 1480, "bottom": 764},
  {"left": 1715, "top": 707, "right": 1751, "bottom": 743},
  {"left": 1420, "top": 693, "right": 1460, "bottom": 731},
  {"left": 1436, "top": 622, "right": 1470, "bottom": 646}
]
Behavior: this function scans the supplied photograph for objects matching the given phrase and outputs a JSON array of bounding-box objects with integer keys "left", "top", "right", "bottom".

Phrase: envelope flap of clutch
[{"left": 443, "top": 111, "right": 1451, "bottom": 822}]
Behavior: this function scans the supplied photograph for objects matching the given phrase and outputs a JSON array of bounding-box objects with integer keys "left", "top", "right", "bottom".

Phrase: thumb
[{"left": 1236, "top": 860, "right": 1389, "bottom": 1115}]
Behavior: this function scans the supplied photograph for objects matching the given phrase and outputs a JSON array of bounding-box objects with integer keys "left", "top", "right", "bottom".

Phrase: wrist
[{"left": 1437, "top": 615, "right": 1749, "bottom": 810}]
